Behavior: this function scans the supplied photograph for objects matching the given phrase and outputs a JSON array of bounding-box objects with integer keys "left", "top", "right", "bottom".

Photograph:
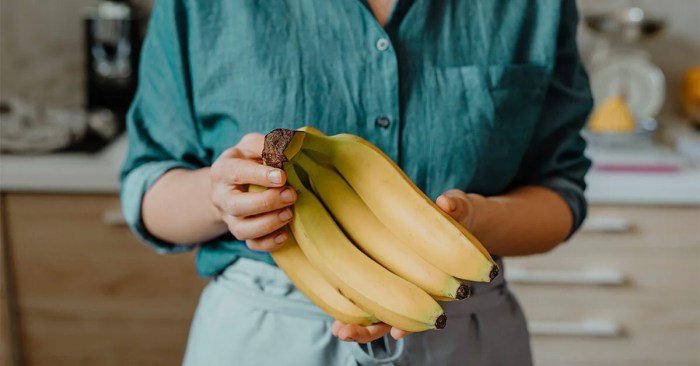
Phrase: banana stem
[
  {"left": 283, "top": 162, "right": 305, "bottom": 192},
  {"left": 296, "top": 132, "right": 333, "bottom": 158}
]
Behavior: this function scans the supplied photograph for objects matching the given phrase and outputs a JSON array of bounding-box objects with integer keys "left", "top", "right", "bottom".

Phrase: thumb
[{"left": 436, "top": 190, "right": 472, "bottom": 226}]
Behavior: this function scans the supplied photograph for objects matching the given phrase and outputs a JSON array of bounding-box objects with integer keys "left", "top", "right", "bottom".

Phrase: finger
[
  {"left": 229, "top": 208, "right": 293, "bottom": 240},
  {"left": 245, "top": 228, "right": 289, "bottom": 252},
  {"left": 337, "top": 323, "right": 391, "bottom": 343},
  {"left": 436, "top": 194, "right": 456, "bottom": 213},
  {"left": 437, "top": 190, "right": 471, "bottom": 222},
  {"left": 218, "top": 158, "right": 286, "bottom": 187},
  {"left": 222, "top": 186, "right": 296, "bottom": 217},
  {"left": 390, "top": 328, "right": 412, "bottom": 340},
  {"left": 331, "top": 321, "right": 345, "bottom": 337},
  {"left": 237, "top": 133, "right": 265, "bottom": 157}
]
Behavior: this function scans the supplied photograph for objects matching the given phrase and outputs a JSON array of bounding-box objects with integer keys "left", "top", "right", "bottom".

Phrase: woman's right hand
[{"left": 210, "top": 133, "right": 297, "bottom": 252}]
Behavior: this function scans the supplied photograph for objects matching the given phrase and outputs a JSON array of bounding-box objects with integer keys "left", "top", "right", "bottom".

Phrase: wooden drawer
[
  {"left": 560, "top": 206, "right": 699, "bottom": 256},
  {"left": 509, "top": 268, "right": 699, "bottom": 365},
  {"left": 4, "top": 194, "right": 207, "bottom": 366},
  {"left": 505, "top": 205, "right": 700, "bottom": 366},
  {"left": 516, "top": 285, "right": 699, "bottom": 366}
]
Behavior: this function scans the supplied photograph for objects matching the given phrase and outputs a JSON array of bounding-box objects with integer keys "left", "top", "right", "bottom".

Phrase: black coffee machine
[{"left": 85, "top": 0, "right": 147, "bottom": 125}]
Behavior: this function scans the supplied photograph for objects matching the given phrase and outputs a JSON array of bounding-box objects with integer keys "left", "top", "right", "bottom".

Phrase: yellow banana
[
  {"left": 249, "top": 184, "right": 376, "bottom": 325},
  {"left": 261, "top": 129, "right": 498, "bottom": 282},
  {"left": 296, "top": 125, "right": 325, "bottom": 135},
  {"left": 271, "top": 234, "right": 377, "bottom": 325},
  {"left": 284, "top": 163, "right": 446, "bottom": 332},
  {"left": 294, "top": 152, "right": 470, "bottom": 300}
]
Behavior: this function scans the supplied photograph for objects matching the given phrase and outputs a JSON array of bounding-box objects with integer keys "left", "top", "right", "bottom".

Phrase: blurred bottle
[
  {"left": 681, "top": 67, "right": 700, "bottom": 127},
  {"left": 84, "top": 0, "right": 147, "bottom": 125}
]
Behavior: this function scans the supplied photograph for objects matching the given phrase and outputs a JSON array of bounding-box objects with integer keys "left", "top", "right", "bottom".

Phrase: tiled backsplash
[{"left": 1, "top": 0, "right": 698, "bottom": 113}]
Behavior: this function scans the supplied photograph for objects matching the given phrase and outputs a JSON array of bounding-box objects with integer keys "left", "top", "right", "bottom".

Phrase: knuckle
[
  {"left": 225, "top": 200, "right": 240, "bottom": 216},
  {"left": 210, "top": 164, "right": 222, "bottom": 181},
  {"left": 242, "top": 133, "right": 262, "bottom": 143},
  {"left": 228, "top": 225, "right": 240, "bottom": 238},
  {"left": 264, "top": 217, "right": 281, "bottom": 232},
  {"left": 228, "top": 223, "right": 245, "bottom": 239},
  {"left": 245, "top": 239, "right": 259, "bottom": 250},
  {"left": 235, "top": 231, "right": 251, "bottom": 240},
  {"left": 224, "top": 147, "right": 241, "bottom": 157},
  {"left": 229, "top": 170, "right": 244, "bottom": 185},
  {"left": 248, "top": 238, "right": 271, "bottom": 252},
  {"left": 261, "top": 194, "right": 276, "bottom": 212}
]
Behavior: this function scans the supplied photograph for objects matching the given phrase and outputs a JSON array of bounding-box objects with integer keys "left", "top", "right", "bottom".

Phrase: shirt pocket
[
  {"left": 456, "top": 64, "right": 550, "bottom": 129},
  {"left": 421, "top": 64, "right": 550, "bottom": 196},
  {"left": 465, "top": 64, "right": 550, "bottom": 192},
  {"left": 484, "top": 64, "right": 550, "bottom": 130}
]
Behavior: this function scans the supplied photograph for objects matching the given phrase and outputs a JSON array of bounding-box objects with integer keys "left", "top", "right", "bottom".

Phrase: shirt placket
[{"left": 366, "top": 29, "right": 401, "bottom": 163}]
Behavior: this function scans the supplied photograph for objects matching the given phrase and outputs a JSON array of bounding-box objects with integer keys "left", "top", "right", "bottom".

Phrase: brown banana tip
[
  {"left": 489, "top": 265, "right": 500, "bottom": 281},
  {"left": 435, "top": 313, "right": 447, "bottom": 329},
  {"left": 261, "top": 128, "right": 295, "bottom": 168},
  {"left": 455, "top": 284, "right": 472, "bottom": 300}
]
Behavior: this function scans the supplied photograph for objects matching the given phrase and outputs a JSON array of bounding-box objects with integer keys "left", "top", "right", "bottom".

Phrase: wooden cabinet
[
  {"left": 2, "top": 193, "right": 698, "bottom": 365},
  {"left": 506, "top": 205, "right": 700, "bottom": 366},
  {"left": 1, "top": 193, "right": 206, "bottom": 366}
]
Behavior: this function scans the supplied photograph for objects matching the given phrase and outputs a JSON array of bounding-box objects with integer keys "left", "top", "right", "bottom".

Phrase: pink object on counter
[{"left": 593, "top": 163, "right": 681, "bottom": 173}]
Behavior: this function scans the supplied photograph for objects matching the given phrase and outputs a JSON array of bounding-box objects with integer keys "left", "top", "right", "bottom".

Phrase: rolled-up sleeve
[
  {"left": 513, "top": 1, "right": 593, "bottom": 235},
  {"left": 120, "top": 0, "right": 207, "bottom": 253}
]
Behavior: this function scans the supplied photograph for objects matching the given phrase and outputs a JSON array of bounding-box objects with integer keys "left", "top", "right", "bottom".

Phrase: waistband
[{"left": 215, "top": 257, "right": 507, "bottom": 365}]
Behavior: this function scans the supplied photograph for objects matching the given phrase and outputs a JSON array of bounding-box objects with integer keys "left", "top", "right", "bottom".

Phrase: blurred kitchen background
[{"left": 1, "top": 0, "right": 699, "bottom": 365}]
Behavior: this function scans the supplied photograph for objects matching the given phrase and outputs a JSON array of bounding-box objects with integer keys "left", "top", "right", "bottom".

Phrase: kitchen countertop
[
  {"left": 0, "top": 135, "right": 127, "bottom": 193},
  {"left": 585, "top": 142, "right": 700, "bottom": 205},
  {"left": 1, "top": 133, "right": 699, "bottom": 205}
]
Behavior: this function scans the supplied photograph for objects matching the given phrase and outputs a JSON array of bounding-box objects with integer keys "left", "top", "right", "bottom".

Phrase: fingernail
[
  {"left": 443, "top": 196, "right": 456, "bottom": 212},
  {"left": 280, "top": 188, "right": 296, "bottom": 203},
  {"left": 278, "top": 209, "right": 293, "bottom": 221},
  {"left": 268, "top": 170, "right": 282, "bottom": 184},
  {"left": 274, "top": 232, "right": 288, "bottom": 244}
]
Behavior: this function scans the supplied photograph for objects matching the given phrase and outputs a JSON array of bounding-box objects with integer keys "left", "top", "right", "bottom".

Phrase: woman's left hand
[
  {"left": 331, "top": 321, "right": 411, "bottom": 343},
  {"left": 436, "top": 189, "right": 478, "bottom": 231},
  {"left": 331, "top": 189, "right": 478, "bottom": 343}
]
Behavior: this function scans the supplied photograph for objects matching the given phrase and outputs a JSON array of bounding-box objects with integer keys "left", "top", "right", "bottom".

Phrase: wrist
[{"left": 200, "top": 167, "right": 229, "bottom": 232}]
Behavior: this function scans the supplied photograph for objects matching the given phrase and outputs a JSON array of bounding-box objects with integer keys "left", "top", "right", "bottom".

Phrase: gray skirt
[{"left": 183, "top": 258, "right": 532, "bottom": 366}]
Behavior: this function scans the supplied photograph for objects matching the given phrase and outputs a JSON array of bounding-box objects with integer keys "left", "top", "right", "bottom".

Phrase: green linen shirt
[{"left": 121, "top": 0, "right": 593, "bottom": 278}]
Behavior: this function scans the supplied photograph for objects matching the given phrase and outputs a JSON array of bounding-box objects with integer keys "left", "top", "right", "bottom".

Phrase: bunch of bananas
[{"left": 262, "top": 127, "right": 498, "bottom": 332}]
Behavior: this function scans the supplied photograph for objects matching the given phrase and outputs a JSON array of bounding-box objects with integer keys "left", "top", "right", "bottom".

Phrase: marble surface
[
  {"left": 585, "top": 144, "right": 700, "bottom": 205},
  {"left": 1, "top": 133, "right": 698, "bottom": 206},
  {"left": 0, "top": 135, "right": 127, "bottom": 193}
]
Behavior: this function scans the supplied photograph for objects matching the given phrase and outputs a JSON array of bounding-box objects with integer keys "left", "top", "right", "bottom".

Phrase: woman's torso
[
  {"left": 174, "top": 0, "right": 563, "bottom": 275},
  {"left": 185, "top": 0, "right": 559, "bottom": 197}
]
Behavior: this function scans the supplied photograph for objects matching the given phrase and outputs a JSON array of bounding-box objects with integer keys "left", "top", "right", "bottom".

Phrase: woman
[{"left": 121, "top": 0, "right": 592, "bottom": 364}]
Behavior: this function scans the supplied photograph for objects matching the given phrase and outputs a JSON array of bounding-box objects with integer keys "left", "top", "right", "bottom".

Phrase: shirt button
[
  {"left": 375, "top": 116, "right": 391, "bottom": 128},
  {"left": 375, "top": 37, "right": 390, "bottom": 51}
]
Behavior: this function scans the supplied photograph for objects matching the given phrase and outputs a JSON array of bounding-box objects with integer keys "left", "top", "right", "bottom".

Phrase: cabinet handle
[
  {"left": 506, "top": 267, "right": 626, "bottom": 286},
  {"left": 529, "top": 319, "right": 623, "bottom": 338},
  {"left": 102, "top": 209, "right": 127, "bottom": 226},
  {"left": 581, "top": 215, "right": 632, "bottom": 233}
]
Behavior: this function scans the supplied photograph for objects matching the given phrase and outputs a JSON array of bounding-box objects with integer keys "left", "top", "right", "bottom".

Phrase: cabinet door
[
  {"left": 5, "top": 194, "right": 207, "bottom": 366},
  {"left": 1, "top": 194, "right": 21, "bottom": 366},
  {"left": 506, "top": 205, "right": 700, "bottom": 366}
]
